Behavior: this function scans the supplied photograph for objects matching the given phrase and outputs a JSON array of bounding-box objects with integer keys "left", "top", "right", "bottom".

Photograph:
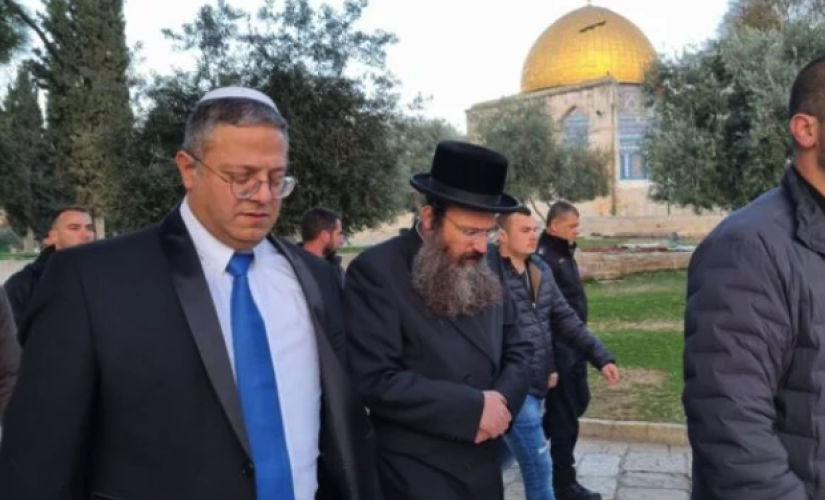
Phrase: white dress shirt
[{"left": 181, "top": 199, "right": 321, "bottom": 500}]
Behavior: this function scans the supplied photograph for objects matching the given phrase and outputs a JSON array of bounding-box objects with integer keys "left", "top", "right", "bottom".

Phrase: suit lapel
[
  {"left": 445, "top": 313, "right": 496, "bottom": 364},
  {"left": 272, "top": 239, "right": 373, "bottom": 494},
  {"left": 159, "top": 208, "right": 251, "bottom": 457}
]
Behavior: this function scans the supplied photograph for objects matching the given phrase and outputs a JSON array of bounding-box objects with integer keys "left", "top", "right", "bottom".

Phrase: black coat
[
  {"left": 536, "top": 233, "right": 587, "bottom": 372},
  {"left": 344, "top": 229, "right": 531, "bottom": 500},
  {"left": 0, "top": 285, "right": 18, "bottom": 419},
  {"left": 487, "top": 246, "right": 614, "bottom": 397},
  {"left": 0, "top": 207, "right": 376, "bottom": 500},
  {"left": 684, "top": 166, "right": 825, "bottom": 500},
  {"left": 3, "top": 245, "right": 56, "bottom": 333}
]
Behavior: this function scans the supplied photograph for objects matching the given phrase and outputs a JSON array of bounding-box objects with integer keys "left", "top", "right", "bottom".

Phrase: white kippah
[{"left": 197, "top": 86, "right": 279, "bottom": 113}]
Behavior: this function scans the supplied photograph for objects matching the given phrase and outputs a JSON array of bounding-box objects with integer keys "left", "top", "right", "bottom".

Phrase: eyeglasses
[
  {"left": 185, "top": 151, "right": 296, "bottom": 200},
  {"left": 443, "top": 214, "right": 498, "bottom": 241}
]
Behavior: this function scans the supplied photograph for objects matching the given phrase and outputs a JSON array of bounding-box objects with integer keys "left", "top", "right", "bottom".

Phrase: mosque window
[
  {"left": 618, "top": 114, "right": 649, "bottom": 180},
  {"left": 562, "top": 108, "right": 589, "bottom": 145}
]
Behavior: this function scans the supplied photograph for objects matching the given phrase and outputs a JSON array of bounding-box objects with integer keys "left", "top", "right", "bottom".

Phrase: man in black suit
[
  {"left": 0, "top": 87, "right": 375, "bottom": 500},
  {"left": 344, "top": 141, "right": 532, "bottom": 500}
]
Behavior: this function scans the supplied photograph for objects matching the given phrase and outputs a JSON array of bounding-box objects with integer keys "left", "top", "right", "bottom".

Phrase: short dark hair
[
  {"left": 496, "top": 206, "right": 531, "bottom": 230},
  {"left": 789, "top": 54, "right": 825, "bottom": 122},
  {"left": 183, "top": 98, "right": 289, "bottom": 157},
  {"left": 300, "top": 207, "right": 340, "bottom": 242},
  {"left": 546, "top": 201, "right": 579, "bottom": 224},
  {"left": 50, "top": 205, "right": 92, "bottom": 228}
]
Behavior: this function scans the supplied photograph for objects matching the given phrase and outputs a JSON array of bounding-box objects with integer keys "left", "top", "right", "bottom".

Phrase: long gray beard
[{"left": 411, "top": 235, "right": 502, "bottom": 318}]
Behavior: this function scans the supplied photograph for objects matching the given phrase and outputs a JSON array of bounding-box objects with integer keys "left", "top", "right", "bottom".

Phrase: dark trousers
[{"left": 542, "top": 361, "right": 591, "bottom": 488}]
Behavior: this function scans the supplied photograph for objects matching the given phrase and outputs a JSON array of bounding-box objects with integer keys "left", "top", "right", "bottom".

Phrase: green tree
[
  {"left": 391, "top": 114, "right": 464, "bottom": 211},
  {"left": 123, "top": 0, "right": 407, "bottom": 236},
  {"left": 0, "top": 66, "right": 67, "bottom": 250},
  {"left": 0, "top": 1, "right": 27, "bottom": 63},
  {"left": 643, "top": 20, "right": 825, "bottom": 212},
  {"left": 18, "top": 0, "right": 134, "bottom": 237},
  {"left": 721, "top": 0, "right": 824, "bottom": 33},
  {"left": 474, "top": 99, "right": 609, "bottom": 218}
]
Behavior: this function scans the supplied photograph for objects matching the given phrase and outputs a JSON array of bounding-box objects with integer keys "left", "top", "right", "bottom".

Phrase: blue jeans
[{"left": 500, "top": 394, "right": 555, "bottom": 500}]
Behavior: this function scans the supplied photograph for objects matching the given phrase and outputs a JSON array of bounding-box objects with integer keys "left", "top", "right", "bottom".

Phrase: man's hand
[
  {"left": 548, "top": 372, "right": 559, "bottom": 389},
  {"left": 478, "top": 391, "right": 511, "bottom": 442},
  {"left": 601, "top": 363, "right": 620, "bottom": 388},
  {"left": 475, "top": 429, "right": 491, "bottom": 444}
]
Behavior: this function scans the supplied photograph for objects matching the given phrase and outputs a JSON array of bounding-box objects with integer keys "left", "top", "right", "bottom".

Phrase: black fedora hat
[{"left": 410, "top": 141, "right": 521, "bottom": 213}]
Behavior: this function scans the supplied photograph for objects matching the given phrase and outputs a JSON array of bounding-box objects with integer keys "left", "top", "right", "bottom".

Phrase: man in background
[
  {"left": 3, "top": 206, "right": 95, "bottom": 333},
  {"left": 536, "top": 201, "right": 599, "bottom": 500},
  {"left": 0, "top": 286, "right": 19, "bottom": 420},
  {"left": 300, "top": 207, "right": 345, "bottom": 286},
  {"left": 491, "top": 206, "right": 618, "bottom": 500}
]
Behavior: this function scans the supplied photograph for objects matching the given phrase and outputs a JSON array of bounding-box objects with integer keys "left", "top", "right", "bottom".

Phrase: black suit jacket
[
  {"left": 0, "top": 208, "right": 375, "bottom": 500},
  {"left": 344, "top": 229, "right": 531, "bottom": 500}
]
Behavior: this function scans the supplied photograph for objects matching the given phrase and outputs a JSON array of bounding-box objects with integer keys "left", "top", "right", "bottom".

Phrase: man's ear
[
  {"left": 175, "top": 151, "right": 199, "bottom": 190},
  {"left": 420, "top": 205, "right": 435, "bottom": 231},
  {"left": 790, "top": 113, "right": 818, "bottom": 150}
]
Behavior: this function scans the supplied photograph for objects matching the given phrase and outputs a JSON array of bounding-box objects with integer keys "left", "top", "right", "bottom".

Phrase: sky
[{"left": 19, "top": 0, "right": 730, "bottom": 131}]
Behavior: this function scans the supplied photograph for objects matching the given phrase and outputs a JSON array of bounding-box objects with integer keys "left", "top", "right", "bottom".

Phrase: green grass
[
  {"left": 586, "top": 270, "right": 686, "bottom": 324},
  {"left": 581, "top": 270, "right": 687, "bottom": 423},
  {"left": 0, "top": 252, "right": 37, "bottom": 260},
  {"left": 587, "top": 330, "right": 684, "bottom": 423},
  {"left": 339, "top": 245, "right": 370, "bottom": 254}
]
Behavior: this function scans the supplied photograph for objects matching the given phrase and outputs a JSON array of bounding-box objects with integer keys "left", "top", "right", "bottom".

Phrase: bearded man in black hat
[{"left": 344, "top": 141, "right": 532, "bottom": 500}]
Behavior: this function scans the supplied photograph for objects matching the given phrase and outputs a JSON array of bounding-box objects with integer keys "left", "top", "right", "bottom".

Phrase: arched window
[
  {"left": 618, "top": 114, "right": 650, "bottom": 180},
  {"left": 562, "top": 107, "right": 589, "bottom": 145}
]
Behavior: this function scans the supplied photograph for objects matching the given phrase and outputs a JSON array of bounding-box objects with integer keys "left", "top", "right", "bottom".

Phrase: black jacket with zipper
[{"left": 488, "top": 245, "right": 614, "bottom": 397}]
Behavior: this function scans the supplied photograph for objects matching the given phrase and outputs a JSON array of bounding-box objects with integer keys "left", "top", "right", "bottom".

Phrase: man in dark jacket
[
  {"left": 345, "top": 141, "right": 532, "bottom": 500},
  {"left": 299, "top": 207, "right": 345, "bottom": 286},
  {"left": 0, "top": 286, "right": 19, "bottom": 420},
  {"left": 3, "top": 206, "right": 95, "bottom": 332},
  {"left": 536, "top": 201, "right": 598, "bottom": 500},
  {"left": 683, "top": 54, "right": 825, "bottom": 500},
  {"left": 490, "top": 206, "right": 618, "bottom": 500}
]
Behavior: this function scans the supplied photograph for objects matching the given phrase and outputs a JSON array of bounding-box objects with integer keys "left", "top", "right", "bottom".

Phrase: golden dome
[{"left": 521, "top": 6, "right": 656, "bottom": 92}]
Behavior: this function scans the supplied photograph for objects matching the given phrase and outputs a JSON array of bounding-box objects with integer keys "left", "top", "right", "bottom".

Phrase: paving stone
[
  {"left": 578, "top": 453, "right": 622, "bottom": 477},
  {"left": 620, "top": 471, "right": 690, "bottom": 490},
  {"left": 506, "top": 438, "right": 692, "bottom": 499},
  {"left": 576, "top": 439, "right": 630, "bottom": 456},
  {"left": 623, "top": 451, "right": 688, "bottom": 474},
  {"left": 630, "top": 442, "right": 670, "bottom": 453},
  {"left": 616, "top": 487, "right": 689, "bottom": 500},
  {"left": 504, "top": 480, "right": 525, "bottom": 500},
  {"left": 579, "top": 476, "right": 618, "bottom": 500},
  {"left": 503, "top": 466, "right": 521, "bottom": 489}
]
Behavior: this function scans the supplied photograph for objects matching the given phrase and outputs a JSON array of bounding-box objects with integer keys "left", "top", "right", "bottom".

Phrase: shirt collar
[{"left": 180, "top": 197, "right": 269, "bottom": 273}]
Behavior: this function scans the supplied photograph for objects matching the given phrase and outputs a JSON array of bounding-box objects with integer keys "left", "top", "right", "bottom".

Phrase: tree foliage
[
  {"left": 474, "top": 100, "right": 610, "bottom": 215},
  {"left": 643, "top": 19, "right": 825, "bottom": 211},
  {"left": 721, "top": 0, "right": 825, "bottom": 33},
  {"left": 0, "top": 66, "right": 68, "bottom": 245},
  {"left": 18, "top": 0, "right": 133, "bottom": 235},
  {"left": 0, "top": 2, "right": 27, "bottom": 63},
  {"left": 391, "top": 114, "right": 464, "bottom": 211},
  {"left": 120, "top": 0, "right": 407, "bottom": 236}
]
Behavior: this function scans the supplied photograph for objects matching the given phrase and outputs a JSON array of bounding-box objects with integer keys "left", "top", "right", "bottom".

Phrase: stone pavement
[{"left": 504, "top": 438, "right": 692, "bottom": 500}]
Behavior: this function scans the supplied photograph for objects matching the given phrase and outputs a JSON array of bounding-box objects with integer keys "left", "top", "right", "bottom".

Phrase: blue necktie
[{"left": 227, "top": 253, "right": 295, "bottom": 500}]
